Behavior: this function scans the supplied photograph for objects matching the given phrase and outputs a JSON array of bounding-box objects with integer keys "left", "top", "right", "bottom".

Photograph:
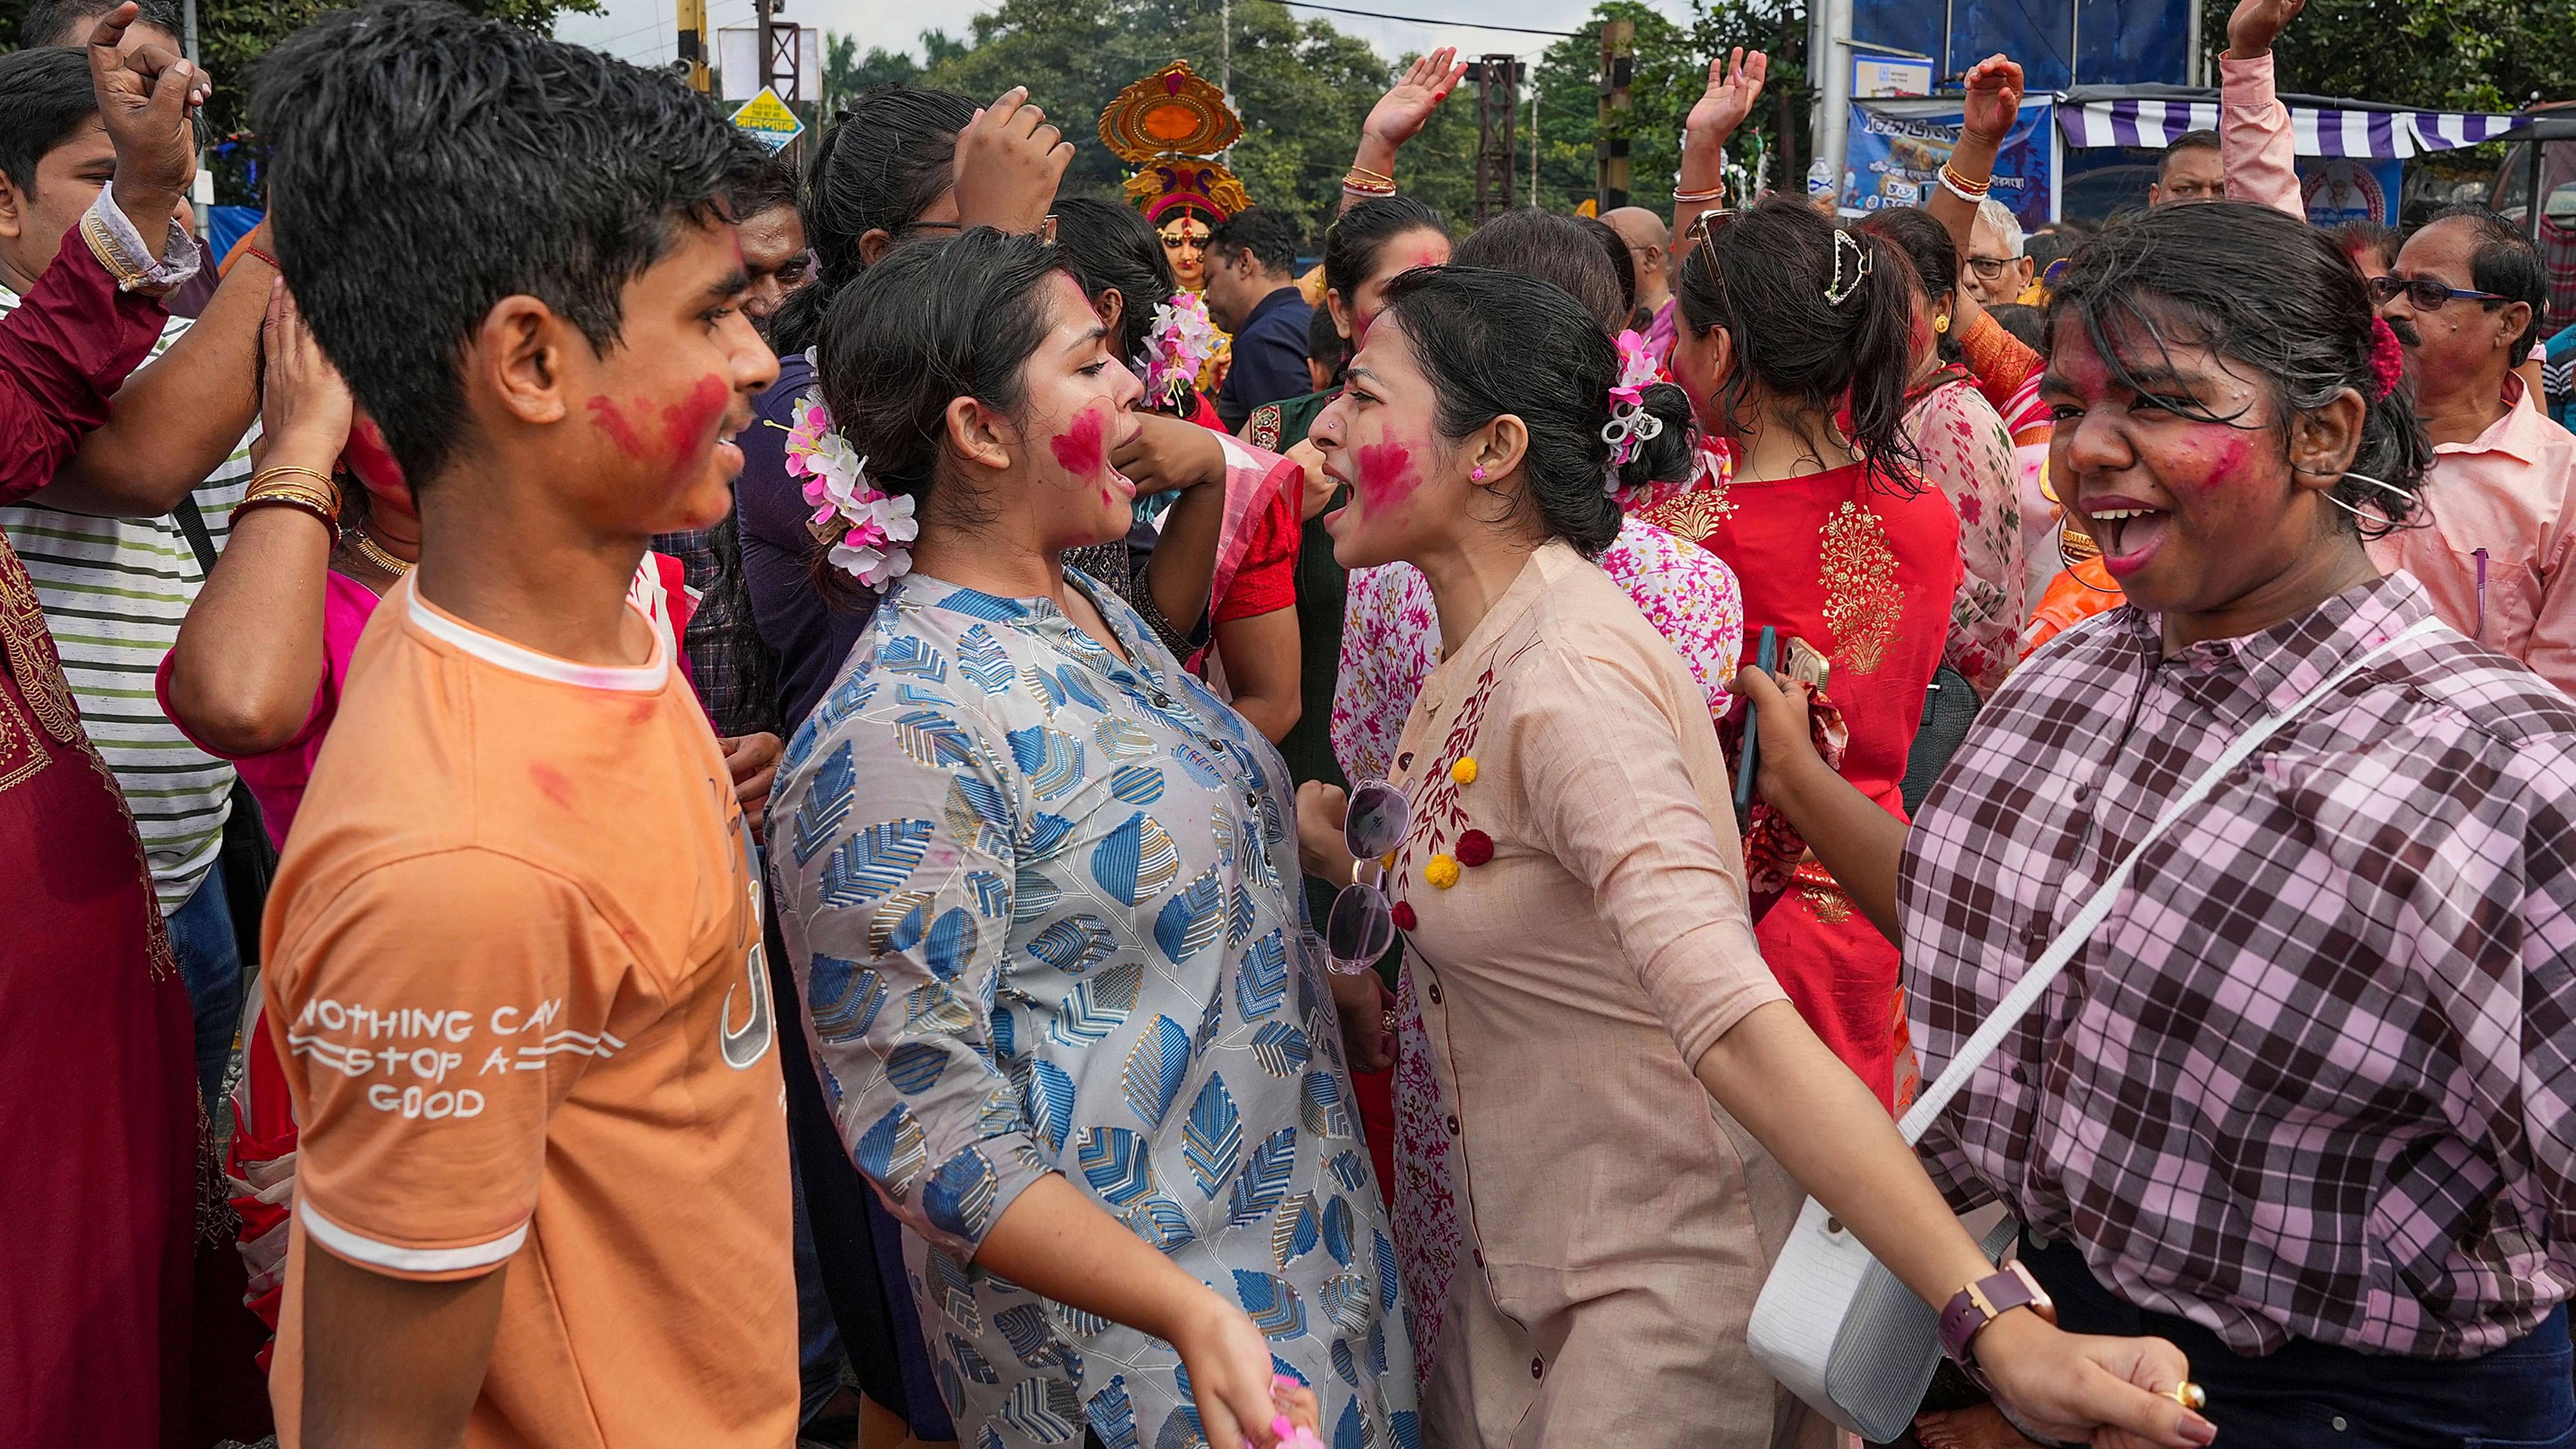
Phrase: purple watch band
[{"left": 1939, "top": 1262, "right": 2051, "bottom": 1368}]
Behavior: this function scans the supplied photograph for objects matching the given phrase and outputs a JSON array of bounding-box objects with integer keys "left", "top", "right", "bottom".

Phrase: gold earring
[{"left": 1933, "top": 314, "right": 1951, "bottom": 335}]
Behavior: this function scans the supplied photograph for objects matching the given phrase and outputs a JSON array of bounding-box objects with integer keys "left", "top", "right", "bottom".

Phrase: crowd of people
[{"left": 5, "top": 0, "right": 2575, "bottom": 1447}]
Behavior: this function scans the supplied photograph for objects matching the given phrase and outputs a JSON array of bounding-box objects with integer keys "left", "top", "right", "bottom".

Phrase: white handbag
[{"left": 1745, "top": 617, "right": 2438, "bottom": 1442}]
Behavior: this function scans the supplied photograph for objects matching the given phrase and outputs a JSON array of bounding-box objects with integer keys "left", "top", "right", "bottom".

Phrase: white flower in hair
[
  {"left": 1142, "top": 291, "right": 1219, "bottom": 403},
  {"left": 782, "top": 388, "right": 916, "bottom": 590}
]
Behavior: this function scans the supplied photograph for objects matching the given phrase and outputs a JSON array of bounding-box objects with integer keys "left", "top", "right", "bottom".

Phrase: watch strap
[{"left": 1938, "top": 1261, "right": 2051, "bottom": 1367}]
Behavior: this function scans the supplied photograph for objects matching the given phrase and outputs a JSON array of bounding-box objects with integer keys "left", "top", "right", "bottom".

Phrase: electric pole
[
  {"left": 1472, "top": 56, "right": 1521, "bottom": 226},
  {"left": 1220, "top": 0, "right": 1231, "bottom": 98},
  {"left": 676, "top": 0, "right": 710, "bottom": 94},
  {"left": 1596, "top": 18, "right": 1634, "bottom": 212}
]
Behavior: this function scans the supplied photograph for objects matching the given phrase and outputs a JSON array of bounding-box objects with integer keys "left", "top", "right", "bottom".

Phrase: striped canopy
[{"left": 2057, "top": 96, "right": 2518, "bottom": 158}]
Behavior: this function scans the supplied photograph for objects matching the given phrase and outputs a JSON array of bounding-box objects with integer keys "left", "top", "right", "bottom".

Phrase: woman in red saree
[{"left": 1639, "top": 195, "right": 1960, "bottom": 1109}]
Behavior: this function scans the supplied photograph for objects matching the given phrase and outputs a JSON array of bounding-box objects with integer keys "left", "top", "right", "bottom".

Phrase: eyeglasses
[
  {"left": 2366, "top": 275, "right": 2512, "bottom": 311},
  {"left": 1962, "top": 255, "right": 2021, "bottom": 281},
  {"left": 1322, "top": 778, "right": 1410, "bottom": 972}
]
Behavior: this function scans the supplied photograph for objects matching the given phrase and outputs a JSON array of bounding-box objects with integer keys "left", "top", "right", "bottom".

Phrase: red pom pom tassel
[
  {"left": 1454, "top": 829, "right": 1495, "bottom": 867},
  {"left": 1391, "top": 901, "right": 1418, "bottom": 932}
]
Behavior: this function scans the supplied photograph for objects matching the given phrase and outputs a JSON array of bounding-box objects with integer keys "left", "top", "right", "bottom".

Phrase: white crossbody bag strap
[{"left": 1892, "top": 615, "right": 2440, "bottom": 1146}]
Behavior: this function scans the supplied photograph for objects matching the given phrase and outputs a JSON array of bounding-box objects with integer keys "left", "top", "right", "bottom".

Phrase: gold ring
[{"left": 2168, "top": 1381, "right": 2206, "bottom": 1411}]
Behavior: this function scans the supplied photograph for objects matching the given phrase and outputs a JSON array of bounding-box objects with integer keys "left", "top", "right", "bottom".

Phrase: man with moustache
[{"left": 2369, "top": 205, "right": 2576, "bottom": 694}]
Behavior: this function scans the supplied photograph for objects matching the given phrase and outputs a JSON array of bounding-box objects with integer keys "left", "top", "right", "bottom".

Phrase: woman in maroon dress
[
  {"left": 0, "top": 114, "right": 206, "bottom": 1449},
  {"left": 1639, "top": 195, "right": 1961, "bottom": 1109}
]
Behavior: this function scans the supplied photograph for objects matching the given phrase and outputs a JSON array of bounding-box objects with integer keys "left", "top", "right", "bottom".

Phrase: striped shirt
[{"left": 0, "top": 283, "right": 257, "bottom": 912}]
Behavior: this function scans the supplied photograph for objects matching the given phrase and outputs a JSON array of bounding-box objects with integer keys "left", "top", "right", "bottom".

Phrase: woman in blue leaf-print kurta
[{"left": 772, "top": 566, "right": 1417, "bottom": 1449}]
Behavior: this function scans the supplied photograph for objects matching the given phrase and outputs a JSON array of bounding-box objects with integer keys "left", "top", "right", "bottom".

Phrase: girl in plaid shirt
[{"left": 1743, "top": 200, "right": 2576, "bottom": 1447}]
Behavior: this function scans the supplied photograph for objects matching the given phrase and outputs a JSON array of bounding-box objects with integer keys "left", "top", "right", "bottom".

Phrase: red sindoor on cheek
[
  {"left": 1050, "top": 405, "right": 1108, "bottom": 479},
  {"left": 588, "top": 374, "right": 730, "bottom": 485},
  {"left": 1354, "top": 439, "right": 1419, "bottom": 512}
]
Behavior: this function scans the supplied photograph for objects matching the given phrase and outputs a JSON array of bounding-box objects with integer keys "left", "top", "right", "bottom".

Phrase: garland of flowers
[
  {"left": 783, "top": 383, "right": 916, "bottom": 590},
  {"left": 1141, "top": 290, "right": 1220, "bottom": 409}
]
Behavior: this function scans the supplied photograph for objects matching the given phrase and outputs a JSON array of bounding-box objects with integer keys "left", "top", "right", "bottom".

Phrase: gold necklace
[{"left": 347, "top": 526, "right": 414, "bottom": 577}]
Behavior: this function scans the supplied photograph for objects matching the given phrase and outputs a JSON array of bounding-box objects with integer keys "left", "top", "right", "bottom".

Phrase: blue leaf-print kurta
[{"left": 772, "top": 569, "right": 1417, "bottom": 1449}]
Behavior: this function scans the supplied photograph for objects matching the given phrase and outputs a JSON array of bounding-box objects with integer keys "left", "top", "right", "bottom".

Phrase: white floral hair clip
[
  {"left": 1143, "top": 291, "right": 1219, "bottom": 405},
  {"left": 1600, "top": 327, "right": 1667, "bottom": 492},
  {"left": 783, "top": 388, "right": 916, "bottom": 591}
]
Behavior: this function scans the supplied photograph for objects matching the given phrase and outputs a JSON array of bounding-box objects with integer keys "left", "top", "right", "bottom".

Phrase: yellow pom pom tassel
[
  {"left": 1424, "top": 854, "right": 1461, "bottom": 889},
  {"left": 1449, "top": 757, "right": 1478, "bottom": 785}
]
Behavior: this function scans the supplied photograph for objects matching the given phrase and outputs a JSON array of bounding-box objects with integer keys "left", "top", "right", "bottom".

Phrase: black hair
[
  {"left": 25, "top": 0, "right": 180, "bottom": 46},
  {"left": 2023, "top": 226, "right": 2082, "bottom": 277},
  {"left": 1988, "top": 302, "right": 2049, "bottom": 353},
  {"left": 1857, "top": 207, "right": 1961, "bottom": 362},
  {"left": 0, "top": 47, "right": 95, "bottom": 196},
  {"left": 722, "top": 137, "right": 800, "bottom": 224},
  {"left": 1208, "top": 207, "right": 1300, "bottom": 277},
  {"left": 1452, "top": 208, "right": 1625, "bottom": 335},
  {"left": 1320, "top": 194, "right": 1446, "bottom": 364},
  {"left": 2325, "top": 218, "right": 2399, "bottom": 273},
  {"left": 2419, "top": 203, "right": 2547, "bottom": 357},
  {"left": 253, "top": 0, "right": 743, "bottom": 491},
  {"left": 1375, "top": 266, "right": 1695, "bottom": 557},
  {"left": 2046, "top": 199, "right": 2432, "bottom": 538},
  {"left": 1048, "top": 195, "right": 1177, "bottom": 370},
  {"left": 1306, "top": 303, "right": 1345, "bottom": 384},
  {"left": 1675, "top": 195, "right": 1923, "bottom": 490},
  {"left": 2158, "top": 129, "right": 2221, "bottom": 178},
  {"left": 772, "top": 82, "right": 979, "bottom": 355},
  {"left": 813, "top": 229, "right": 1073, "bottom": 584},
  {"left": 1323, "top": 195, "right": 1445, "bottom": 303},
  {"left": 1574, "top": 214, "right": 1637, "bottom": 323}
]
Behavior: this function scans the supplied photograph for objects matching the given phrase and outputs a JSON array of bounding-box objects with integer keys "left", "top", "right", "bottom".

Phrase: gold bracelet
[
  {"left": 1345, "top": 163, "right": 1395, "bottom": 186},
  {"left": 1673, "top": 184, "right": 1726, "bottom": 205},
  {"left": 251, "top": 464, "right": 340, "bottom": 499},
  {"left": 236, "top": 484, "right": 340, "bottom": 538}
]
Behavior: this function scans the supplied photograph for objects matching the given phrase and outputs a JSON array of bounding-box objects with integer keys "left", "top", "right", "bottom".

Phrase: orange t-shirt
[{"left": 261, "top": 573, "right": 794, "bottom": 1449}]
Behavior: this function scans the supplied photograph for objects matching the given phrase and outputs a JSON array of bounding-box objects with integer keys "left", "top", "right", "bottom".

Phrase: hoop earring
[{"left": 2058, "top": 530, "right": 2120, "bottom": 592}]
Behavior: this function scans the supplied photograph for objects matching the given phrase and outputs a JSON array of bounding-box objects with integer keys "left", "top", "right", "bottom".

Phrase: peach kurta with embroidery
[{"left": 1382, "top": 542, "right": 1808, "bottom": 1449}]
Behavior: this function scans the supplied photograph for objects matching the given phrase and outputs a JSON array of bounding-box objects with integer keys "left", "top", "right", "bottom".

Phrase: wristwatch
[{"left": 1938, "top": 1261, "right": 2056, "bottom": 1385}]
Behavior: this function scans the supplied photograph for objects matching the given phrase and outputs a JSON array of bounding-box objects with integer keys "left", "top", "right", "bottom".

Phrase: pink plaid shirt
[{"left": 1902, "top": 572, "right": 2576, "bottom": 1357}]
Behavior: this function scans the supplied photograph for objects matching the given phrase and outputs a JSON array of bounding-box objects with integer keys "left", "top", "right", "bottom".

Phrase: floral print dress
[
  {"left": 1904, "top": 370, "right": 2025, "bottom": 696},
  {"left": 771, "top": 568, "right": 1417, "bottom": 1449}
]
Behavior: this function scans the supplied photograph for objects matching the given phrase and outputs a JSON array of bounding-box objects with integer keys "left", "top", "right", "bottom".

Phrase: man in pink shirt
[{"left": 2364, "top": 208, "right": 2575, "bottom": 690}]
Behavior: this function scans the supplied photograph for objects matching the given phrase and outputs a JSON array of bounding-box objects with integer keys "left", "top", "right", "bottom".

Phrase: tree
[
  {"left": 920, "top": 0, "right": 1468, "bottom": 244},
  {"left": 195, "top": 0, "right": 603, "bottom": 201},
  {"left": 1523, "top": 0, "right": 1805, "bottom": 217},
  {"left": 2208, "top": 0, "right": 2576, "bottom": 112}
]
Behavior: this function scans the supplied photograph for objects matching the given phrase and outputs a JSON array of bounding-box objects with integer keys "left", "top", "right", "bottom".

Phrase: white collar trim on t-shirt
[{"left": 402, "top": 573, "right": 669, "bottom": 692}]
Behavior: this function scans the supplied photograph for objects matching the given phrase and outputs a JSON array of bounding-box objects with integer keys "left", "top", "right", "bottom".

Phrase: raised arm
[
  {"left": 0, "top": 3, "right": 205, "bottom": 503},
  {"left": 1673, "top": 48, "right": 1767, "bottom": 247},
  {"left": 1926, "top": 55, "right": 2023, "bottom": 348},
  {"left": 162, "top": 282, "right": 353, "bottom": 757},
  {"left": 1341, "top": 47, "right": 1467, "bottom": 217},
  {"left": 36, "top": 232, "right": 277, "bottom": 517},
  {"left": 2219, "top": 0, "right": 2306, "bottom": 217},
  {"left": 948, "top": 87, "right": 1074, "bottom": 236}
]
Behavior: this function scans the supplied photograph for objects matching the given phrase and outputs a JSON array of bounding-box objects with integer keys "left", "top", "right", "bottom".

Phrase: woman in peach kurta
[{"left": 1293, "top": 262, "right": 2217, "bottom": 1449}]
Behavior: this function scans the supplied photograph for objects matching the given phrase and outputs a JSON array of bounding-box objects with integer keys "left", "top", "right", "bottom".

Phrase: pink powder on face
[
  {"left": 1050, "top": 405, "right": 1108, "bottom": 478},
  {"left": 1354, "top": 438, "right": 1419, "bottom": 513}
]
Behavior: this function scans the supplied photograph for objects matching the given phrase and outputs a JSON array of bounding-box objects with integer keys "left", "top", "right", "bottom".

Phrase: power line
[{"left": 1270, "top": 1, "right": 1581, "bottom": 38}]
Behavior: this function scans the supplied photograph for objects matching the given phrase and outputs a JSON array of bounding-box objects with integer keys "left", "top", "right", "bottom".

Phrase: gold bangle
[
  {"left": 1674, "top": 184, "right": 1726, "bottom": 205},
  {"left": 237, "top": 486, "right": 340, "bottom": 538},
  {"left": 1345, "top": 163, "right": 1395, "bottom": 185},
  {"left": 1341, "top": 175, "right": 1397, "bottom": 195},
  {"left": 251, "top": 464, "right": 340, "bottom": 499}
]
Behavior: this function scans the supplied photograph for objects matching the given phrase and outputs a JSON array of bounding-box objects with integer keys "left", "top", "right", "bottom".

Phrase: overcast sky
[{"left": 554, "top": 0, "right": 1696, "bottom": 83}]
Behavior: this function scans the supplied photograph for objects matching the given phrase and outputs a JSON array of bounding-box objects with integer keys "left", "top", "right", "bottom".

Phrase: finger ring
[
  {"left": 1381, "top": 1011, "right": 1396, "bottom": 1034},
  {"left": 2168, "top": 1381, "right": 2206, "bottom": 1411}
]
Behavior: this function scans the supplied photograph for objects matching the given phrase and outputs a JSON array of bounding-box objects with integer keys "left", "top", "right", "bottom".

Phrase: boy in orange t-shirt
[{"left": 248, "top": 6, "right": 792, "bottom": 1444}]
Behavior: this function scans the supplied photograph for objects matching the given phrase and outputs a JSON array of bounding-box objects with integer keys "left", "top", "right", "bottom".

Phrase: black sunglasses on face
[{"left": 2366, "top": 274, "right": 2511, "bottom": 311}]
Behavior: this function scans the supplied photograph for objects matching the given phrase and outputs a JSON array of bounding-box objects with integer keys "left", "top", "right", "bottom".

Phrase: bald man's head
[{"left": 1602, "top": 206, "right": 1672, "bottom": 318}]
